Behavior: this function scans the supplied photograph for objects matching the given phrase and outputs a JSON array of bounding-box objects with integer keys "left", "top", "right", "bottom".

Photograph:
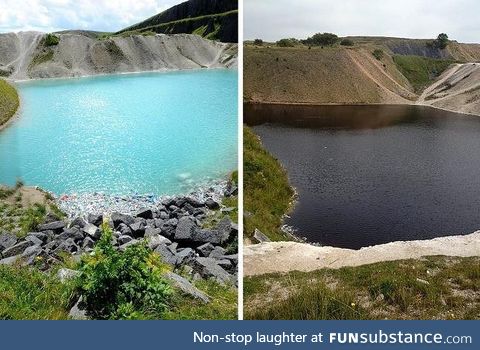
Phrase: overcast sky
[
  {"left": 0, "top": 0, "right": 176, "bottom": 33},
  {"left": 244, "top": 0, "right": 480, "bottom": 43}
]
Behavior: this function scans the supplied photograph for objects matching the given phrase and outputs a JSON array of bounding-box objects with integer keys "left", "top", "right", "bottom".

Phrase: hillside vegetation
[
  {"left": 393, "top": 55, "right": 456, "bottom": 92},
  {"left": 243, "top": 127, "right": 294, "bottom": 241},
  {"left": 0, "top": 79, "right": 19, "bottom": 127},
  {"left": 244, "top": 35, "right": 480, "bottom": 104},
  {"left": 245, "top": 256, "right": 480, "bottom": 320},
  {"left": 118, "top": 0, "right": 238, "bottom": 43}
]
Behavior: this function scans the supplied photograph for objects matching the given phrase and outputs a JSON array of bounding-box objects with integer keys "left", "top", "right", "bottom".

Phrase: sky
[
  {"left": 244, "top": 0, "right": 480, "bottom": 43},
  {"left": 0, "top": 0, "right": 178, "bottom": 33}
]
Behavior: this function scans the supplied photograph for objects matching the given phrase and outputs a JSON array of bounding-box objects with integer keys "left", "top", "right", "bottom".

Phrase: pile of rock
[{"left": 0, "top": 195, "right": 238, "bottom": 286}]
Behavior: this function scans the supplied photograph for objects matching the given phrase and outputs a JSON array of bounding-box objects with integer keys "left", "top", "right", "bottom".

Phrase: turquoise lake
[{"left": 0, "top": 69, "right": 237, "bottom": 195}]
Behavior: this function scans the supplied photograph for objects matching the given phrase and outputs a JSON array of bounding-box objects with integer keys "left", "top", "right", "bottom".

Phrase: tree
[
  {"left": 303, "top": 32, "right": 339, "bottom": 46},
  {"left": 436, "top": 33, "right": 449, "bottom": 49},
  {"left": 253, "top": 39, "right": 263, "bottom": 46}
]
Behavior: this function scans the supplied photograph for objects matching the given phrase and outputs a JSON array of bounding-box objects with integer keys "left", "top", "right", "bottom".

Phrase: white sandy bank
[{"left": 244, "top": 231, "right": 480, "bottom": 276}]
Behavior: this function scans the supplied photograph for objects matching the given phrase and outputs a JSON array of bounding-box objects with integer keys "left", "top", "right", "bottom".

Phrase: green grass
[
  {"left": 165, "top": 279, "right": 237, "bottom": 320},
  {"left": 0, "top": 79, "right": 19, "bottom": 127},
  {"left": 119, "top": 10, "right": 238, "bottom": 41},
  {"left": 28, "top": 50, "right": 54, "bottom": 69},
  {"left": 393, "top": 55, "right": 456, "bottom": 92},
  {"left": 245, "top": 256, "right": 480, "bottom": 320},
  {"left": 244, "top": 126, "right": 294, "bottom": 241},
  {"left": 0, "top": 183, "right": 65, "bottom": 237},
  {"left": 0, "top": 265, "right": 76, "bottom": 320}
]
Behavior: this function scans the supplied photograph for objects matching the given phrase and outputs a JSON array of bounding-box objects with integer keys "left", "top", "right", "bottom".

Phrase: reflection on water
[{"left": 245, "top": 103, "right": 480, "bottom": 249}]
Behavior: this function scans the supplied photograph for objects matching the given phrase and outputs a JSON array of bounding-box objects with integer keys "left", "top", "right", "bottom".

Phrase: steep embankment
[
  {"left": 244, "top": 46, "right": 415, "bottom": 104},
  {"left": 0, "top": 32, "right": 237, "bottom": 80},
  {"left": 118, "top": 0, "right": 238, "bottom": 43},
  {"left": 244, "top": 38, "right": 480, "bottom": 114},
  {"left": 0, "top": 79, "right": 19, "bottom": 128},
  {"left": 418, "top": 63, "right": 480, "bottom": 115}
]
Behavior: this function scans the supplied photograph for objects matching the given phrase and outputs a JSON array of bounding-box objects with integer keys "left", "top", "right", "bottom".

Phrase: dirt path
[{"left": 244, "top": 231, "right": 480, "bottom": 276}]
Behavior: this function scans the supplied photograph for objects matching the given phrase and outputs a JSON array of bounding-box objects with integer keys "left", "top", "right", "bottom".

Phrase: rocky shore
[{"left": 0, "top": 187, "right": 238, "bottom": 288}]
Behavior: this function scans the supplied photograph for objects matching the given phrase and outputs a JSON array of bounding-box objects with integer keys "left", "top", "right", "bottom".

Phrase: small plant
[
  {"left": 372, "top": 49, "right": 384, "bottom": 60},
  {"left": 77, "top": 223, "right": 173, "bottom": 319},
  {"left": 44, "top": 33, "right": 59, "bottom": 46},
  {"left": 15, "top": 179, "right": 24, "bottom": 189},
  {"left": 340, "top": 38, "right": 354, "bottom": 46},
  {"left": 19, "top": 203, "right": 47, "bottom": 235}
]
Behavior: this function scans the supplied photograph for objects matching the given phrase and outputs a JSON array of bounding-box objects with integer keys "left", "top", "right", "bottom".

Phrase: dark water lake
[{"left": 245, "top": 103, "right": 480, "bottom": 249}]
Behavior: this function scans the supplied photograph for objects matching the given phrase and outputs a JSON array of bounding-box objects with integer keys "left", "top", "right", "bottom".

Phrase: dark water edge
[{"left": 245, "top": 103, "right": 480, "bottom": 249}]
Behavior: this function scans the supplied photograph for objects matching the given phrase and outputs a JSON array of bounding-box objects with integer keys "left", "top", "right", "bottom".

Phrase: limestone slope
[
  {"left": 0, "top": 32, "right": 237, "bottom": 80},
  {"left": 418, "top": 63, "right": 480, "bottom": 115}
]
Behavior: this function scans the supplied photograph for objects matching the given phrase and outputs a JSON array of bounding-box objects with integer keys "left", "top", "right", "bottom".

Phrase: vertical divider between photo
[{"left": 237, "top": 0, "right": 245, "bottom": 321}]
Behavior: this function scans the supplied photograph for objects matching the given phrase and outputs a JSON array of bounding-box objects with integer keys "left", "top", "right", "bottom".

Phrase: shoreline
[
  {"left": 244, "top": 231, "right": 480, "bottom": 276},
  {"left": 55, "top": 178, "right": 234, "bottom": 218},
  {"left": 244, "top": 100, "right": 480, "bottom": 118},
  {"left": 10, "top": 65, "right": 238, "bottom": 84}
]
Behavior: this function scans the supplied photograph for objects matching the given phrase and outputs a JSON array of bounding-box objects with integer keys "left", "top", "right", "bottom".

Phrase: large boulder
[
  {"left": 69, "top": 217, "right": 87, "bottom": 228},
  {"left": 87, "top": 213, "right": 103, "bottom": 226},
  {"left": 37, "top": 221, "right": 65, "bottom": 233},
  {"left": 196, "top": 242, "right": 215, "bottom": 257},
  {"left": 160, "top": 218, "right": 178, "bottom": 238},
  {"left": 1, "top": 240, "right": 34, "bottom": 258},
  {"left": 0, "top": 233, "right": 18, "bottom": 251},
  {"left": 136, "top": 208, "right": 153, "bottom": 219},
  {"left": 147, "top": 234, "right": 171, "bottom": 250},
  {"left": 56, "top": 227, "right": 84, "bottom": 242},
  {"left": 163, "top": 272, "right": 209, "bottom": 304},
  {"left": 253, "top": 228, "right": 271, "bottom": 243},
  {"left": 154, "top": 244, "right": 176, "bottom": 265},
  {"left": 205, "top": 198, "right": 220, "bottom": 210},
  {"left": 111, "top": 212, "right": 135, "bottom": 228},
  {"left": 130, "top": 221, "right": 146, "bottom": 238},
  {"left": 175, "top": 247, "right": 195, "bottom": 265},
  {"left": 82, "top": 223, "right": 101, "bottom": 239},
  {"left": 194, "top": 257, "right": 233, "bottom": 285},
  {"left": 174, "top": 216, "right": 196, "bottom": 241}
]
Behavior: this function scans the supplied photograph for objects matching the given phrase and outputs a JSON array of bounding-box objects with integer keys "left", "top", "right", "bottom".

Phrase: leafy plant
[
  {"left": 77, "top": 223, "right": 173, "bottom": 319},
  {"left": 372, "top": 49, "right": 384, "bottom": 60},
  {"left": 253, "top": 39, "right": 263, "bottom": 46},
  {"left": 45, "top": 33, "right": 59, "bottom": 46}
]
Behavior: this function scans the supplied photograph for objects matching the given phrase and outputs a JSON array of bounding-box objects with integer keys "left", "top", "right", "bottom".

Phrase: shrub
[
  {"left": 303, "top": 32, "right": 339, "bottom": 46},
  {"left": 276, "top": 38, "right": 295, "bottom": 47},
  {"left": 340, "top": 38, "right": 354, "bottom": 46},
  {"left": 372, "top": 49, "right": 384, "bottom": 60},
  {"left": 253, "top": 39, "right": 263, "bottom": 46},
  {"left": 77, "top": 223, "right": 172, "bottom": 319},
  {"left": 44, "top": 33, "right": 59, "bottom": 46}
]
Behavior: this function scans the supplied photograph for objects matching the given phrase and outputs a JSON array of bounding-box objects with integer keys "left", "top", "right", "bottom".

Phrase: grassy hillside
[
  {"left": 244, "top": 45, "right": 415, "bottom": 104},
  {"left": 244, "top": 126, "right": 294, "bottom": 241},
  {"left": 0, "top": 79, "right": 19, "bottom": 127},
  {"left": 118, "top": 0, "right": 238, "bottom": 42},
  {"left": 245, "top": 256, "right": 480, "bottom": 320},
  {"left": 393, "top": 55, "right": 456, "bottom": 92},
  {"left": 244, "top": 36, "right": 480, "bottom": 104}
]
